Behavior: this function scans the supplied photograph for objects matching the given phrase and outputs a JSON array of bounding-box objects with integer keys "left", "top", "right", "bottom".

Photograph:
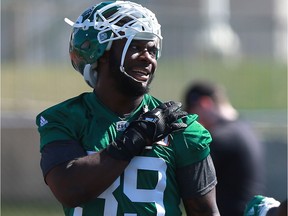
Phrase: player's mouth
[{"left": 131, "top": 69, "right": 151, "bottom": 82}]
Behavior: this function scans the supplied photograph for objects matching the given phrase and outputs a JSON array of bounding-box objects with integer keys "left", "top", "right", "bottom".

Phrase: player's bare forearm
[
  {"left": 45, "top": 149, "right": 129, "bottom": 208},
  {"left": 183, "top": 188, "right": 220, "bottom": 216}
]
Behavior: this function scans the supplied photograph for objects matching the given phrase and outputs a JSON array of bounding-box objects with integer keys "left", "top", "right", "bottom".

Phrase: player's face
[{"left": 108, "top": 39, "right": 158, "bottom": 97}]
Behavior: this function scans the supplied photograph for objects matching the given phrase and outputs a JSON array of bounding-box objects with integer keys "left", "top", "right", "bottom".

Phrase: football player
[{"left": 36, "top": 1, "right": 220, "bottom": 215}]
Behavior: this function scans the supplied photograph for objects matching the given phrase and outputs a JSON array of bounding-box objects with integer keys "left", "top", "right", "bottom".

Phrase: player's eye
[
  {"left": 128, "top": 42, "right": 158, "bottom": 59},
  {"left": 147, "top": 47, "right": 158, "bottom": 58},
  {"left": 130, "top": 45, "right": 139, "bottom": 51}
]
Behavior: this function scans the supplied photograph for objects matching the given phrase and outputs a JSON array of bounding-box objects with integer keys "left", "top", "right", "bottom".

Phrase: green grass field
[
  {"left": 1, "top": 201, "right": 63, "bottom": 216},
  {"left": 1, "top": 58, "right": 287, "bottom": 113}
]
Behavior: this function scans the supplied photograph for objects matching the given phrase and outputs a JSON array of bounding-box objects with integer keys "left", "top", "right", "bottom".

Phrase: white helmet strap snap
[{"left": 83, "top": 64, "right": 98, "bottom": 88}]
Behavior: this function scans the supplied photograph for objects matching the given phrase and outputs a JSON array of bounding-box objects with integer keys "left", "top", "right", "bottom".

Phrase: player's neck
[{"left": 94, "top": 89, "right": 143, "bottom": 116}]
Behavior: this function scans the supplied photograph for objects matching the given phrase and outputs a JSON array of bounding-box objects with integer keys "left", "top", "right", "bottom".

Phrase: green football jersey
[{"left": 36, "top": 92, "right": 212, "bottom": 216}]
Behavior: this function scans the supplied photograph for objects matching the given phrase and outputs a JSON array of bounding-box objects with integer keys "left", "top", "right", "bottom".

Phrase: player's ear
[
  {"left": 98, "top": 51, "right": 109, "bottom": 64},
  {"left": 96, "top": 52, "right": 109, "bottom": 74},
  {"left": 199, "top": 96, "right": 214, "bottom": 109}
]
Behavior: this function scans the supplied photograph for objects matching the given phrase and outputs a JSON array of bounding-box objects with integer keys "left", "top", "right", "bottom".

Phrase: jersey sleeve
[
  {"left": 171, "top": 114, "right": 212, "bottom": 168},
  {"left": 36, "top": 106, "right": 80, "bottom": 151}
]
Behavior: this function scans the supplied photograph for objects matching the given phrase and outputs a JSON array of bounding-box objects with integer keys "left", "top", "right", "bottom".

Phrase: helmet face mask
[{"left": 65, "top": 1, "right": 162, "bottom": 88}]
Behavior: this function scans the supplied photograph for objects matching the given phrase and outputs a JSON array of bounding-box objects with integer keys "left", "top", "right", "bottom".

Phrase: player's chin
[
  {"left": 134, "top": 81, "right": 151, "bottom": 96},
  {"left": 138, "top": 75, "right": 154, "bottom": 89}
]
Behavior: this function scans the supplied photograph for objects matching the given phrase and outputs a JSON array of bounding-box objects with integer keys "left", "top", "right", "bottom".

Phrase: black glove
[{"left": 107, "top": 101, "right": 188, "bottom": 161}]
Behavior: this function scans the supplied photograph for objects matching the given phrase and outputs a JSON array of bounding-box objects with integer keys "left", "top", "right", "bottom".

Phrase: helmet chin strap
[{"left": 119, "top": 35, "right": 145, "bottom": 83}]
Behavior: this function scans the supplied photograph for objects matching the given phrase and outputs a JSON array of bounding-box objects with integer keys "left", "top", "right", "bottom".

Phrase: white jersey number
[{"left": 73, "top": 156, "right": 167, "bottom": 216}]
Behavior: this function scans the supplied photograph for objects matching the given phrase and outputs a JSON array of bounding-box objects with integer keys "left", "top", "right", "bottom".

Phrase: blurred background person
[{"left": 183, "top": 80, "right": 265, "bottom": 216}]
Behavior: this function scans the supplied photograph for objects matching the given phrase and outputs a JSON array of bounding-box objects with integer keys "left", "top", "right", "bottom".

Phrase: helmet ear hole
[
  {"left": 83, "top": 64, "right": 97, "bottom": 88},
  {"left": 81, "top": 41, "right": 91, "bottom": 49}
]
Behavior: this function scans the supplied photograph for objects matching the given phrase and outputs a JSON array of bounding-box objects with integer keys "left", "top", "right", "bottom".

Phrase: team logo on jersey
[
  {"left": 40, "top": 116, "right": 48, "bottom": 127},
  {"left": 116, "top": 121, "right": 129, "bottom": 132}
]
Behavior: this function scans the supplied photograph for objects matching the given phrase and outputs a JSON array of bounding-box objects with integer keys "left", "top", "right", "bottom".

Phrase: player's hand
[
  {"left": 132, "top": 101, "right": 188, "bottom": 142},
  {"left": 107, "top": 101, "right": 188, "bottom": 161}
]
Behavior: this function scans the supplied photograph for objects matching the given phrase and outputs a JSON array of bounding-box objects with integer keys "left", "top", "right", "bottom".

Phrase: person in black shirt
[{"left": 184, "top": 80, "right": 265, "bottom": 216}]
